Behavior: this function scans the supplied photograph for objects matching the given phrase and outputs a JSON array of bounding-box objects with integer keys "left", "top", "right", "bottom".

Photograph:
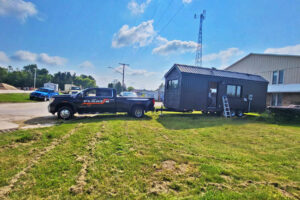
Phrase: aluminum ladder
[{"left": 222, "top": 96, "right": 231, "bottom": 118}]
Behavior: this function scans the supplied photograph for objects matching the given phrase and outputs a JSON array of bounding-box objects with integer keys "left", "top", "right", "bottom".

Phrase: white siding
[{"left": 227, "top": 54, "right": 300, "bottom": 84}]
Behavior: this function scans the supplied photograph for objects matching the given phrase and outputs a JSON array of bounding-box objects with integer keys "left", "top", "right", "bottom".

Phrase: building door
[{"left": 208, "top": 82, "right": 218, "bottom": 108}]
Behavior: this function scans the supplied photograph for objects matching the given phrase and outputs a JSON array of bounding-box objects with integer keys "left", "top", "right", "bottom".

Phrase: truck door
[
  {"left": 80, "top": 88, "right": 100, "bottom": 113},
  {"left": 95, "top": 88, "right": 116, "bottom": 112}
]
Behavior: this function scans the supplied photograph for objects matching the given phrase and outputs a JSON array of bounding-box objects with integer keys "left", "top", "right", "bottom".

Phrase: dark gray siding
[
  {"left": 178, "top": 73, "right": 267, "bottom": 112},
  {"left": 164, "top": 68, "right": 181, "bottom": 109}
]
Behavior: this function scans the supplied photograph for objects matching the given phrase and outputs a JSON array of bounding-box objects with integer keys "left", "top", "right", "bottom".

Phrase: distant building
[{"left": 225, "top": 53, "right": 300, "bottom": 106}]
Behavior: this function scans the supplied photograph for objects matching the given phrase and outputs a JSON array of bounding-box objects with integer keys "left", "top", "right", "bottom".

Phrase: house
[
  {"left": 164, "top": 64, "right": 268, "bottom": 114},
  {"left": 225, "top": 53, "right": 300, "bottom": 106}
]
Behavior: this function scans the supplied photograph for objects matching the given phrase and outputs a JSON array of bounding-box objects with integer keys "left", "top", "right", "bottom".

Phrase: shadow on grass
[
  {"left": 156, "top": 113, "right": 249, "bottom": 130},
  {"left": 23, "top": 113, "right": 152, "bottom": 126}
]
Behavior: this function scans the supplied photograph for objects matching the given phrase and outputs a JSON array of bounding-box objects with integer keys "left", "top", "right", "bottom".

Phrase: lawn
[
  {"left": 0, "top": 113, "right": 299, "bottom": 199},
  {"left": 0, "top": 93, "right": 34, "bottom": 103}
]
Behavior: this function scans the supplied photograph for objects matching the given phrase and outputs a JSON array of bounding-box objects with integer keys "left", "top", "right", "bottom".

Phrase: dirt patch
[
  {"left": 160, "top": 160, "right": 190, "bottom": 175},
  {"left": 149, "top": 181, "right": 170, "bottom": 194},
  {"left": 161, "top": 160, "right": 176, "bottom": 171},
  {"left": 0, "top": 124, "right": 82, "bottom": 199},
  {"left": 69, "top": 131, "right": 102, "bottom": 195}
]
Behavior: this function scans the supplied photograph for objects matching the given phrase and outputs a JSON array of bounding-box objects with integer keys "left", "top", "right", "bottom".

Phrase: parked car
[
  {"left": 48, "top": 88, "right": 155, "bottom": 119},
  {"left": 119, "top": 91, "right": 138, "bottom": 97},
  {"left": 30, "top": 87, "right": 59, "bottom": 101}
]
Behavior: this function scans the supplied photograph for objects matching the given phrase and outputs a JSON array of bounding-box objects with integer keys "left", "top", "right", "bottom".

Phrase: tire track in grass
[
  {"left": 69, "top": 123, "right": 105, "bottom": 194},
  {"left": 0, "top": 123, "right": 83, "bottom": 199}
]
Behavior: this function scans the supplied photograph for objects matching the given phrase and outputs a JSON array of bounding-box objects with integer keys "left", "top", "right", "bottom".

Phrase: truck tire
[
  {"left": 57, "top": 106, "right": 74, "bottom": 120},
  {"left": 131, "top": 106, "right": 144, "bottom": 118}
]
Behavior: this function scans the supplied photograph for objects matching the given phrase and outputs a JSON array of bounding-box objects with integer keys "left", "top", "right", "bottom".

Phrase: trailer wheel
[
  {"left": 131, "top": 106, "right": 144, "bottom": 118},
  {"left": 230, "top": 110, "right": 236, "bottom": 117},
  {"left": 237, "top": 110, "right": 244, "bottom": 117}
]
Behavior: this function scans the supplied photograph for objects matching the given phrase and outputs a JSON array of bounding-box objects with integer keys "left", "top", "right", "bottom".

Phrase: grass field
[
  {"left": 0, "top": 113, "right": 299, "bottom": 199},
  {"left": 0, "top": 93, "right": 34, "bottom": 103}
]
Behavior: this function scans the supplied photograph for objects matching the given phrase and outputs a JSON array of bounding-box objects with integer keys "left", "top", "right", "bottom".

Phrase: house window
[
  {"left": 278, "top": 70, "right": 284, "bottom": 84},
  {"left": 272, "top": 71, "right": 278, "bottom": 84},
  {"left": 226, "top": 85, "right": 242, "bottom": 97},
  {"left": 167, "top": 79, "right": 179, "bottom": 89}
]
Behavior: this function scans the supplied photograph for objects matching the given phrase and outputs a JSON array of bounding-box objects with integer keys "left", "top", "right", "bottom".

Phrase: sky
[{"left": 0, "top": 0, "right": 300, "bottom": 90}]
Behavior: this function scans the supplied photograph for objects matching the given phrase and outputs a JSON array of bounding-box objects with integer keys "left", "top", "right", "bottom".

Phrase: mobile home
[{"left": 164, "top": 64, "right": 268, "bottom": 115}]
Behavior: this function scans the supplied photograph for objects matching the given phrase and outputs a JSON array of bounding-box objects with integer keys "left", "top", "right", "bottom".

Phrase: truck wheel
[
  {"left": 131, "top": 106, "right": 144, "bottom": 118},
  {"left": 57, "top": 106, "right": 73, "bottom": 120}
]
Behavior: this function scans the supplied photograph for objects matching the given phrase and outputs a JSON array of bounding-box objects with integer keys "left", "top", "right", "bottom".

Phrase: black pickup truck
[{"left": 48, "top": 88, "right": 155, "bottom": 119}]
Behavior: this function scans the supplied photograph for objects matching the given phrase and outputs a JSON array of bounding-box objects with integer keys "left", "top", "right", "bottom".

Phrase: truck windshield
[
  {"left": 37, "top": 88, "right": 49, "bottom": 93},
  {"left": 71, "top": 87, "right": 80, "bottom": 90}
]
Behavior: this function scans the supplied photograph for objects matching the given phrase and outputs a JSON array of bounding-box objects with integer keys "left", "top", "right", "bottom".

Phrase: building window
[
  {"left": 167, "top": 79, "right": 179, "bottom": 89},
  {"left": 226, "top": 85, "right": 242, "bottom": 97},
  {"left": 272, "top": 70, "right": 284, "bottom": 84},
  {"left": 271, "top": 93, "right": 283, "bottom": 106},
  {"left": 272, "top": 71, "right": 278, "bottom": 84},
  {"left": 278, "top": 70, "right": 284, "bottom": 84}
]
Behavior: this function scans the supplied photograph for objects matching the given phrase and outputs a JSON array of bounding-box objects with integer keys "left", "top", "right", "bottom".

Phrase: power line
[{"left": 157, "top": 4, "right": 184, "bottom": 35}]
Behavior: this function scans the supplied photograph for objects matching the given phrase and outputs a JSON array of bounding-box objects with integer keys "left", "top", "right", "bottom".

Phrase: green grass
[
  {"left": 0, "top": 113, "right": 299, "bottom": 199},
  {"left": 0, "top": 93, "right": 34, "bottom": 103}
]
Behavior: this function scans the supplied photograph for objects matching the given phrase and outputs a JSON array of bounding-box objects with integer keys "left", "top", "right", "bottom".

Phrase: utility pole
[
  {"left": 33, "top": 68, "right": 37, "bottom": 89},
  {"left": 119, "top": 63, "right": 129, "bottom": 90},
  {"left": 194, "top": 10, "right": 206, "bottom": 67}
]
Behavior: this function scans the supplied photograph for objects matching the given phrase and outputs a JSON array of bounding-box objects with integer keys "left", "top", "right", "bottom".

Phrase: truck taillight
[{"left": 152, "top": 99, "right": 155, "bottom": 105}]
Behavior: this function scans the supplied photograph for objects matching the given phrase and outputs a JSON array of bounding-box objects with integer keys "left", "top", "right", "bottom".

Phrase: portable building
[{"left": 164, "top": 64, "right": 268, "bottom": 114}]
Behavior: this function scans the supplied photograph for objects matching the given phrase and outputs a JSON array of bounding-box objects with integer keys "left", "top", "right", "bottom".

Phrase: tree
[
  {"left": 1, "top": 64, "right": 97, "bottom": 89},
  {"left": 127, "top": 86, "right": 134, "bottom": 91},
  {"left": 107, "top": 80, "right": 125, "bottom": 94}
]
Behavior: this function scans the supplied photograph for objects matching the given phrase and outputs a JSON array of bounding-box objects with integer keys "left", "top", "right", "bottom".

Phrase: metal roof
[{"left": 166, "top": 64, "right": 268, "bottom": 82}]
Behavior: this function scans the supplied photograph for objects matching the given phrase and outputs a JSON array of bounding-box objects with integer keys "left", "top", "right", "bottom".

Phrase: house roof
[
  {"left": 225, "top": 53, "right": 300, "bottom": 70},
  {"left": 165, "top": 64, "right": 268, "bottom": 83}
]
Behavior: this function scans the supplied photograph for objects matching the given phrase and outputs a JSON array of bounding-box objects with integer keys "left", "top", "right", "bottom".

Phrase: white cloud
[
  {"left": 203, "top": 48, "right": 244, "bottom": 62},
  {"left": 264, "top": 44, "right": 300, "bottom": 55},
  {"left": 11, "top": 50, "right": 67, "bottom": 66},
  {"left": 128, "top": 0, "right": 151, "bottom": 15},
  {"left": 79, "top": 61, "right": 94, "bottom": 69},
  {"left": 0, "top": 51, "right": 9, "bottom": 63},
  {"left": 182, "top": 0, "right": 192, "bottom": 4},
  {"left": 12, "top": 50, "right": 37, "bottom": 62},
  {"left": 152, "top": 36, "right": 198, "bottom": 55},
  {"left": 203, "top": 48, "right": 244, "bottom": 68},
  {"left": 0, "top": 0, "right": 37, "bottom": 22},
  {"left": 112, "top": 20, "right": 156, "bottom": 48},
  {"left": 38, "top": 53, "right": 67, "bottom": 66}
]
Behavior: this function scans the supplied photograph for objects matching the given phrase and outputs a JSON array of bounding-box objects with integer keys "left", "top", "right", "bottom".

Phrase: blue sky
[{"left": 0, "top": 0, "right": 300, "bottom": 89}]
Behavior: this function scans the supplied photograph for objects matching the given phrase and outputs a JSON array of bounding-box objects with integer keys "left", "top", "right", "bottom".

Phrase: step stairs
[{"left": 222, "top": 96, "right": 231, "bottom": 118}]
